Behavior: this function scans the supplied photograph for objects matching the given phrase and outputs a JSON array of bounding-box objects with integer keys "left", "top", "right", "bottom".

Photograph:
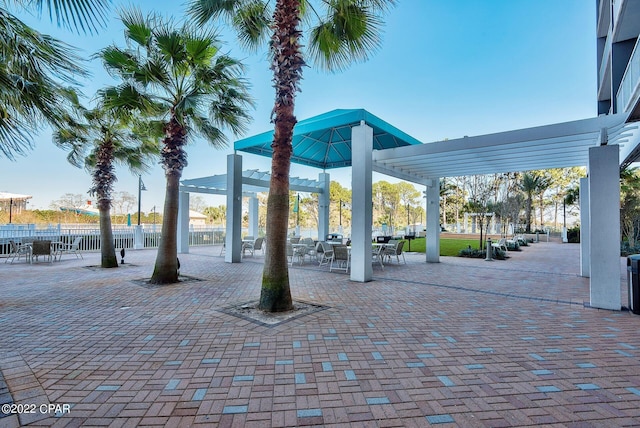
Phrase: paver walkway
[{"left": 1, "top": 241, "right": 639, "bottom": 427}]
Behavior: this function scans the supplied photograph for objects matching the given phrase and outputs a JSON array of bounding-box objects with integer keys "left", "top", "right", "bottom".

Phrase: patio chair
[
  {"left": 286, "top": 242, "right": 304, "bottom": 266},
  {"left": 253, "top": 237, "right": 265, "bottom": 255},
  {"left": 6, "top": 240, "right": 31, "bottom": 264},
  {"left": 383, "top": 240, "right": 406, "bottom": 264},
  {"left": 301, "top": 237, "right": 316, "bottom": 259},
  {"left": 241, "top": 236, "right": 256, "bottom": 257},
  {"left": 57, "top": 237, "right": 83, "bottom": 260},
  {"left": 31, "top": 240, "right": 53, "bottom": 263},
  {"left": 330, "top": 244, "right": 350, "bottom": 273},
  {"left": 491, "top": 238, "right": 508, "bottom": 252},
  {"left": 243, "top": 237, "right": 265, "bottom": 257},
  {"left": 317, "top": 241, "right": 334, "bottom": 266},
  {"left": 372, "top": 245, "right": 384, "bottom": 269}
]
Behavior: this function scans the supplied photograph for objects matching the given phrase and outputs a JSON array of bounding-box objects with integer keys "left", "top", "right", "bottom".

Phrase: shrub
[
  {"left": 567, "top": 227, "right": 580, "bottom": 243},
  {"left": 458, "top": 246, "right": 506, "bottom": 260},
  {"left": 506, "top": 240, "right": 521, "bottom": 251}
]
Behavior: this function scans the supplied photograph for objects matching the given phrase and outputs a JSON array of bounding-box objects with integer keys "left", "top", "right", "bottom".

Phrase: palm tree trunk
[
  {"left": 94, "top": 141, "right": 118, "bottom": 268},
  {"left": 150, "top": 171, "right": 180, "bottom": 284},
  {"left": 150, "top": 118, "right": 185, "bottom": 285},
  {"left": 99, "top": 207, "right": 118, "bottom": 268},
  {"left": 525, "top": 196, "right": 533, "bottom": 233},
  {"left": 259, "top": 0, "right": 302, "bottom": 312}
]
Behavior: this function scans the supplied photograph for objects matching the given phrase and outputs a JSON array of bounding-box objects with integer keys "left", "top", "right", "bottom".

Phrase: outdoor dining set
[
  {"left": 5, "top": 237, "right": 83, "bottom": 264},
  {"left": 240, "top": 234, "right": 407, "bottom": 274}
]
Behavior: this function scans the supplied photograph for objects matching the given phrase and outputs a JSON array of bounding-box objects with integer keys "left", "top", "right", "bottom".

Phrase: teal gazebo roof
[{"left": 234, "top": 109, "right": 423, "bottom": 169}]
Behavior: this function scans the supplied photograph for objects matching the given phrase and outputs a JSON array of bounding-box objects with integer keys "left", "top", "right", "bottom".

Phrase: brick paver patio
[{"left": 1, "top": 240, "right": 639, "bottom": 427}]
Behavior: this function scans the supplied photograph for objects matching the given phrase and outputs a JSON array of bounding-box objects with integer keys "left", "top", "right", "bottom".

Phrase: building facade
[{"left": 596, "top": 0, "right": 640, "bottom": 120}]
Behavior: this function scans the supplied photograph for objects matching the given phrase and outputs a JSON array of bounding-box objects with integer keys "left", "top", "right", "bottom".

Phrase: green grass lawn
[{"left": 404, "top": 237, "right": 482, "bottom": 257}]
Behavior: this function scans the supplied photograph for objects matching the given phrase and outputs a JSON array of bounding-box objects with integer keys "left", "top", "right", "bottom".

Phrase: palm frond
[
  {"left": 308, "top": 2, "right": 386, "bottom": 71},
  {"left": 21, "top": 0, "right": 111, "bottom": 35},
  {"left": 119, "top": 7, "right": 153, "bottom": 47},
  {"left": 231, "top": 1, "right": 271, "bottom": 51},
  {"left": 187, "top": 0, "right": 241, "bottom": 26}
]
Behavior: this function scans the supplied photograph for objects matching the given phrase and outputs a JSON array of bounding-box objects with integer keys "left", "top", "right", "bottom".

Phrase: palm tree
[
  {"left": 53, "top": 100, "right": 159, "bottom": 268},
  {"left": 189, "top": 0, "right": 396, "bottom": 312},
  {"left": 98, "top": 9, "right": 253, "bottom": 284},
  {"left": 520, "top": 172, "right": 548, "bottom": 233},
  {"left": 0, "top": 0, "right": 110, "bottom": 160}
]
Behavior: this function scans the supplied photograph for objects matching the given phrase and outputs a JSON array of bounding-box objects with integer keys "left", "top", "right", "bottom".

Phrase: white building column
[
  {"left": 425, "top": 179, "right": 440, "bottom": 263},
  {"left": 248, "top": 196, "right": 259, "bottom": 238},
  {"left": 351, "top": 121, "right": 373, "bottom": 282},
  {"left": 225, "top": 154, "right": 242, "bottom": 263},
  {"left": 579, "top": 177, "right": 590, "bottom": 277},
  {"left": 177, "top": 191, "right": 189, "bottom": 254},
  {"left": 588, "top": 144, "right": 620, "bottom": 310},
  {"left": 318, "top": 172, "right": 330, "bottom": 241}
]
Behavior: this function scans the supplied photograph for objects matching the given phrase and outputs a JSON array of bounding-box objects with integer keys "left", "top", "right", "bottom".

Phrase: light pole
[
  {"left": 137, "top": 175, "right": 147, "bottom": 226},
  {"left": 8, "top": 198, "right": 13, "bottom": 224},
  {"left": 152, "top": 205, "right": 156, "bottom": 232},
  {"left": 134, "top": 175, "right": 147, "bottom": 250}
]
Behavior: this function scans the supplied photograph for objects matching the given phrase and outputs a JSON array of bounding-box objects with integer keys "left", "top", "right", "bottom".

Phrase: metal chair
[
  {"left": 330, "top": 244, "right": 350, "bottom": 273},
  {"left": 317, "top": 241, "right": 334, "bottom": 266},
  {"left": 286, "top": 242, "right": 304, "bottom": 266},
  {"left": 383, "top": 240, "right": 406, "bottom": 264},
  {"left": 243, "top": 237, "right": 264, "bottom": 257},
  {"left": 6, "top": 240, "right": 31, "bottom": 264},
  {"left": 57, "top": 237, "right": 83, "bottom": 260},
  {"left": 372, "top": 245, "right": 385, "bottom": 269}
]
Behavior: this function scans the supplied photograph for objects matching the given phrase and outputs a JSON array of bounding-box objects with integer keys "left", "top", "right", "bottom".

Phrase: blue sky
[{"left": 2, "top": 0, "right": 596, "bottom": 212}]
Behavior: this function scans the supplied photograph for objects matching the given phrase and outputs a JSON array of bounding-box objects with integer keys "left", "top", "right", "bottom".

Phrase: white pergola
[
  {"left": 178, "top": 168, "right": 328, "bottom": 263},
  {"left": 373, "top": 114, "right": 635, "bottom": 179},
  {"left": 369, "top": 112, "right": 638, "bottom": 311},
  {"left": 177, "top": 109, "right": 640, "bottom": 311}
]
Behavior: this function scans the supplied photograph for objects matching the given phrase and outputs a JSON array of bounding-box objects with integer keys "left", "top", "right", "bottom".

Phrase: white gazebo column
[
  {"left": 588, "top": 144, "right": 620, "bottom": 310},
  {"left": 225, "top": 154, "right": 242, "bottom": 263},
  {"left": 318, "top": 172, "right": 330, "bottom": 241},
  {"left": 351, "top": 121, "right": 373, "bottom": 282},
  {"left": 248, "top": 195, "right": 259, "bottom": 238},
  {"left": 579, "top": 177, "right": 590, "bottom": 277},
  {"left": 425, "top": 179, "right": 440, "bottom": 263},
  {"left": 177, "top": 191, "right": 189, "bottom": 254}
]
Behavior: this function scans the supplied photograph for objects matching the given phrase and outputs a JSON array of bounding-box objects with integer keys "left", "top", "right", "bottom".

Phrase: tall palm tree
[
  {"left": 189, "top": 0, "right": 396, "bottom": 312},
  {"left": 53, "top": 100, "right": 159, "bottom": 268},
  {"left": 0, "top": 0, "right": 110, "bottom": 160},
  {"left": 98, "top": 9, "right": 253, "bottom": 284},
  {"left": 520, "top": 172, "right": 547, "bottom": 233}
]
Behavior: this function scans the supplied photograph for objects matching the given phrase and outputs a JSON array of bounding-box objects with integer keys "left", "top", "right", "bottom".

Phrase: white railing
[
  {"left": 0, "top": 224, "right": 226, "bottom": 254},
  {"left": 617, "top": 36, "right": 640, "bottom": 113}
]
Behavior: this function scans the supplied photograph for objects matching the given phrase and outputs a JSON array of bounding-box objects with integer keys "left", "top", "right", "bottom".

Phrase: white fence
[{"left": 0, "top": 224, "right": 226, "bottom": 255}]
